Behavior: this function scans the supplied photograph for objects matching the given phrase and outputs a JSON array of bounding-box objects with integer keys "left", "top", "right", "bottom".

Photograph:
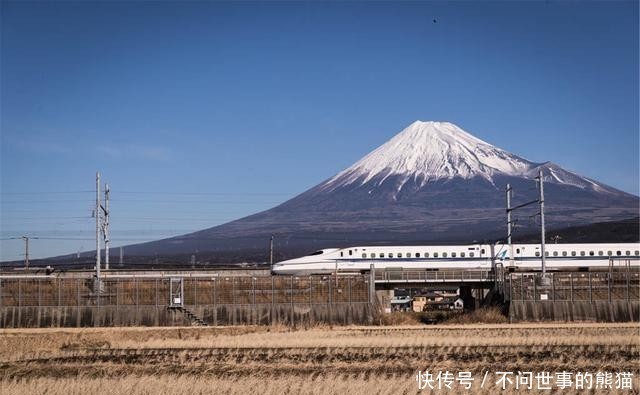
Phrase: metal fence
[
  {"left": 0, "top": 275, "right": 371, "bottom": 308},
  {"left": 507, "top": 271, "right": 640, "bottom": 302}
]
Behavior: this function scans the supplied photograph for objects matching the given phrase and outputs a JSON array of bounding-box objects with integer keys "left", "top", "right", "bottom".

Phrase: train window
[
  {"left": 370, "top": 253, "right": 375, "bottom": 258},
  {"left": 379, "top": 253, "right": 385, "bottom": 258},
  {"left": 311, "top": 250, "right": 324, "bottom": 255},
  {"left": 535, "top": 252, "right": 540, "bottom": 257},
  {"left": 598, "top": 251, "right": 603, "bottom": 256},
  {"left": 607, "top": 251, "right": 612, "bottom": 256},
  {"left": 469, "top": 252, "right": 474, "bottom": 257},
  {"left": 616, "top": 251, "right": 621, "bottom": 256},
  {"left": 362, "top": 253, "right": 367, "bottom": 258},
  {"left": 589, "top": 251, "right": 594, "bottom": 256},
  {"left": 580, "top": 251, "right": 585, "bottom": 256},
  {"left": 562, "top": 251, "right": 567, "bottom": 257},
  {"left": 433, "top": 252, "right": 439, "bottom": 258},
  {"left": 407, "top": 253, "right": 412, "bottom": 258},
  {"left": 416, "top": 253, "right": 421, "bottom": 258},
  {"left": 571, "top": 251, "right": 576, "bottom": 256},
  {"left": 636, "top": 251, "right": 639, "bottom": 256},
  {"left": 349, "top": 250, "right": 353, "bottom": 256},
  {"left": 424, "top": 252, "right": 429, "bottom": 258},
  {"left": 545, "top": 251, "right": 549, "bottom": 257},
  {"left": 626, "top": 251, "right": 631, "bottom": 256},
  {"left": 443, "top": 252, "right": 448, "bottom": 258},
  {"left": 389, "top": 253, "right": 394, "bottom": 258},
  {"left": 452, "top": 252, "right": 457, "bottom": 258},
  {"left": 340, "top": 252, "right": 343, "bottom": 257},
  {"left": 516, "top": 248, "right": 520, "bottom": 254},
  {"left": 397, "top": 253, "right": 402, "bottom": 258},
  {"left": 461, "top": 252, "right": 465, "bottom": 258},
  {"left": 481, "top": 249, "right": 485, "bottom": 254},
  {"left": 553, "top": 251, "right": 558, "bottom": 257}
]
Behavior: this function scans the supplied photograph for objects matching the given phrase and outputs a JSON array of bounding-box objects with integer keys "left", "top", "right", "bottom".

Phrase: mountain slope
[{"left": 121, "top": 121, "right": 639, "bottom": 260}]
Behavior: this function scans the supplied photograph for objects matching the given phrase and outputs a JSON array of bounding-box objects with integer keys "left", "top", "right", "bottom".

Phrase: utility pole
[
  {"left": 269, "top": 235, "right": 274, "bottom": 267},
  {"left": 104, "top": 183, "right": 110, "bottom": 270},
  {"left": 537, "top": 169, "right": 549, "bottom": 286},
  {"left": 505, "top": 184, "right": 513, "bottom": 266},
  {"left": 21, "top": 236, "right": 30, "bottom": 270},
  {"left": 95, "top": 172, "right": 101, "bottom": 282}
]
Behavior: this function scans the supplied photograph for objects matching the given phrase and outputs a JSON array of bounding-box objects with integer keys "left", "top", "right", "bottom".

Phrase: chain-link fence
[
  {"left": 507, "top": 271, "right": 640, "bottom": 302},
  {"left": 0, "top": 275, "right": 371, "bottom": 308}
]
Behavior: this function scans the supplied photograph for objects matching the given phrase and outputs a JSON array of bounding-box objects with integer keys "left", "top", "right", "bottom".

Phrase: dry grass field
[{"left": 1, "top": 323, "right": 639, "bottom": 394}]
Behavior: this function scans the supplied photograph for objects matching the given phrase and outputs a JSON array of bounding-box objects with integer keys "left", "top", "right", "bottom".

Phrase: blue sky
[{"left": 1, "top": 1, "right": 638, "bottom": 261}]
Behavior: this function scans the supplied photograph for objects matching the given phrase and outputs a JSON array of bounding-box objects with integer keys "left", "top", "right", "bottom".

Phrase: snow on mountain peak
[{"left": 321, "top": 120, "right": 533, "bottom": 190}]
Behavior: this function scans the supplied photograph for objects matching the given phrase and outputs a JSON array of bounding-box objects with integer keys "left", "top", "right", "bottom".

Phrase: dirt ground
[{"left": 1, "top": 323, "right": 638, "bottom": 394}]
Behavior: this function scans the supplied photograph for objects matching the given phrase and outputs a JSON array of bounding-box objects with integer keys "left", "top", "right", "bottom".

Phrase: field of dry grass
[{"left": 1, "top": 323, "right": 638, "bottom": 394}]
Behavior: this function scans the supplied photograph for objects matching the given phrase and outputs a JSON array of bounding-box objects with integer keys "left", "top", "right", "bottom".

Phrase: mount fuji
[{"left": 124, "top": 121, "right": 639, "bottom": 261}]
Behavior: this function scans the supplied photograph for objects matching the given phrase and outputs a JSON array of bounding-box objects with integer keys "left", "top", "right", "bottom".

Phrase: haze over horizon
[{"left": 1, "top": 1, "right": 638, "bottom": 261}]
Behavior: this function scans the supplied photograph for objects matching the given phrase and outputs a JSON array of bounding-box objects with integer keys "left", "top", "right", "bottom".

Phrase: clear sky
[{"left": 1, "top": 1, "right": 638, "bottom": 261}]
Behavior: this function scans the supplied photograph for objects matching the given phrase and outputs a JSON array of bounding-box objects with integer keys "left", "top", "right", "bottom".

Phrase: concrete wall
[
  {"left": 509, "top": 301, "right": 640, "bottom": 322},
  {"left": 0, "top": 303, "right": 375, "bottom": 328}
]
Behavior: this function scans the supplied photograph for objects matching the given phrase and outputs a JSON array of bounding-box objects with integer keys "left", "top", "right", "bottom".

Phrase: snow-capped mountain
[
  {"left": 122, "top": 121, "right": 639, "bottom": 260},
  {"left": 321, "top": 121, "right": 617, "bottom": 196}
]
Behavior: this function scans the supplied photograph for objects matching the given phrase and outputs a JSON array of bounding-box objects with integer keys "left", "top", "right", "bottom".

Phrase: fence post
[
  {"left": 570, "top": 274, "right": 573, "bottom": 302},
  {"left": 232, "top": 277, "right": 236, "bottom": 304},
  {"left": 627, "top": 271, "right": 630, "bottom": 301},
  {"left": 589, "top": 273, "right": 593, "bottom": 303},
  {"left": 551, "top": 273, "right": 555, "bottom": 301},
  {"left": 290, "top": 276, "right": 294, "bottom": 325},
  {"left": 18, "top": 279, "right": 22, "bottom": 308},
  {"left": 57, "top": 278, "right": 61, "bottom": 307},
  {"left": 608, "top": 272, "right": 612, "bottom": 303},
  {"left": 369, "top": 264, "right": 375, "bottom": 305},
  {"left": 135, "top": 278, "right": 139, "bottom": 307},
  {"left": 155, "top": 278, "right": 158, "bottom": 307}
]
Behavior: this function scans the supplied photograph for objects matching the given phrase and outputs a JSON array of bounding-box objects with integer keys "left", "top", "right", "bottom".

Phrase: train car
[{"left": 270, "top": 243, "right": 640, "bottom": 275}]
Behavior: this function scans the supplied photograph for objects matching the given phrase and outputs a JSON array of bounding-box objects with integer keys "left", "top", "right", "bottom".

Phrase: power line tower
[{"left": 505, "top": 169, "right": 549, "bottom": 286}]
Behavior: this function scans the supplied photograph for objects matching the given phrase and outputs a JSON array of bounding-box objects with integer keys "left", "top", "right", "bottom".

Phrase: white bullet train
[{"left": 271, "top": 243, "right": 640, "bottom": 275}]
